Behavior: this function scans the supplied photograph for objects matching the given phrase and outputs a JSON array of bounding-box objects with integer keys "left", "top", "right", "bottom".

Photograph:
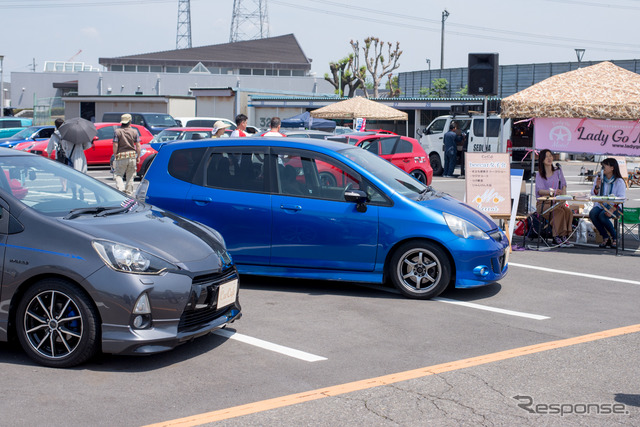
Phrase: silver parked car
[{"left": 0, "top": 149, "right": 241, "bottom": 367}]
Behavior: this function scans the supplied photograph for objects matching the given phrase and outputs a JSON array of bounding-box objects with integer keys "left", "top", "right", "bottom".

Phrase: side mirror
[
  {"left": 93, "top": 136, "right": 98, "bottom": 141},
  {"left": 415, "top": 127, "right": 423, "bottom": 137},
  {"left": 344, "top": 189, "right": 369, "bottom": 212}
]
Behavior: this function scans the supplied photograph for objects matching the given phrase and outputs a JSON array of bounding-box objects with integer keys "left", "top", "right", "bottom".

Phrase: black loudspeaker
[{"left": 468, "top": 53, "right": 499, "bottom": 95}]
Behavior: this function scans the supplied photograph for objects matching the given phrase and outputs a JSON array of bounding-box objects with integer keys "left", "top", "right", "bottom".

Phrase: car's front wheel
[
  {"left": 388, "top": 240, "right": 451, "bottom": 299},
  {"left": 16, "top": 279, "right": 99, "bottom": 368},
  {"left": 429, "top": 153, "right": 443, "bottom": 176}
]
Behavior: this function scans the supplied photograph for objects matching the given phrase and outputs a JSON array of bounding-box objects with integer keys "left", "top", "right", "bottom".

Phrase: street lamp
[
  {"left": 0, "top": 55, "right": 4, "bottom": 117},
  {"left": 575, "top": 48, "right": 585, "bottom": 66},
  {"left": 425, "top": 58, "right": 431, "bottom": 71},
  {"left": 440, "top": 10, "right": 449, "bottom": 70}
]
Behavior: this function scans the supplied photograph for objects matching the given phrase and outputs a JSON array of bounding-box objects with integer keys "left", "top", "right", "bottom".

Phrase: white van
[
  {"left": 174, "top": 117, "right": 236, "bottom": 130},
  {"left": 417, "top": 114, "right": 510, "bottom": 176}
]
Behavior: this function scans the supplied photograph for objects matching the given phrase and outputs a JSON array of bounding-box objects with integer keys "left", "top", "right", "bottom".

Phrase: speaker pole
[{"left": 483, "top": 95, "right": 488, "bottom": 150}]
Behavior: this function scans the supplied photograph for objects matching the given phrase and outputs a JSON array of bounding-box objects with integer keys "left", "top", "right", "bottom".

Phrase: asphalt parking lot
[{"left": 1, "top": 161, "right": 638, "bottom": 426}]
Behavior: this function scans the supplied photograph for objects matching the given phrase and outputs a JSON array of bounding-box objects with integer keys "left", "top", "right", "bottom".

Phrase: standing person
[
  {"left": 590, "top": 157, "right": 626, "bottom": 249},
  {"left": 261, "top": 117, "right": 286, "bottom": 137},
  {"left": 212, "top": 120, "right": 231, "bottom": 138},
  {"left": 230, "top": 114, "right": 248, "bottom": 137},
  {"left": 112, "top": 114, "right": 141, "bottom": 195},
  {"left": 458, "top": 130, "right": 469, "bottom": 178},
  {"left": 535, "top": 149, "right": 574, "bottom": 247},
  {"left": 443, "top": 122, "right": 462, "bottom": 177},
  {"left": 44, "top": 118, "right": 66, "bottom": 163}
]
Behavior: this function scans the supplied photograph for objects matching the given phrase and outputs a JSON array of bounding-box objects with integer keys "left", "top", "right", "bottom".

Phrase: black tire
[
  {"left": 410, "top": 169, "right": 427, "bottom": 184},
  {"left": 429, "top": 153, "right": 443, "bottom": 176},
  {"left": 16, "top": 279, "right": 99, "bottom": 368},
  {"left": 388, "top": 240, "right": 451, "bottom": 299},
  {"left": 319, "top": 172, "right": 337, "bottom": 187}
]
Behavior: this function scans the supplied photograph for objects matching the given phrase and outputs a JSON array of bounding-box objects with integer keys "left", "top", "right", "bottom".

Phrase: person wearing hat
[
  {"left": 212, "top": 120, "right": 231, "bottom": 138},
  {"left": 112, "top": 113, "right": 141, "bottom": 195}
]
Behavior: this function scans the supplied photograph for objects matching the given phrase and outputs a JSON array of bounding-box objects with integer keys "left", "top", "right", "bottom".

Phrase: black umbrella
[{"left": 58, "top": 117, "right": 97, "bottom": 145}]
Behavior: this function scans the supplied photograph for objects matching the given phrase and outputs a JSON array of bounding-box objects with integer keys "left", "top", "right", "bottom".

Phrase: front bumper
[
  {"left": 450, "top": 230, "right": 509, "bottom": 289},
  {"left": 87, "top": 265, "right": 242, "bottom": 355}
]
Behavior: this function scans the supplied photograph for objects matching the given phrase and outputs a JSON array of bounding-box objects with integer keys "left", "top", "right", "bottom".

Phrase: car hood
[
  {"left": 418, "top": 195, "right": 498, "bottom": 232},
  {"left": 60, "top": 206, "right": 231, "bottom": 270}
]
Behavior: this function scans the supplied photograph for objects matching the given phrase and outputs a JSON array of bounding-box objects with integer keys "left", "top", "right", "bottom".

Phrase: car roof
[
  {"left": 161, "top": 127, "right": 213, "bottom": 131},
  {"left": 0, "top": 146, "right": 38, "bottom": 157},
  {"left": 161, "top": 136, "right": 353, "bottom": 153}
]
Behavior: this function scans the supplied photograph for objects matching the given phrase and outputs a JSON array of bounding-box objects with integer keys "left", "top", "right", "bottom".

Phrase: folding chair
[{"left": 622, "top": 207, "right": 640, "bottom": 241}]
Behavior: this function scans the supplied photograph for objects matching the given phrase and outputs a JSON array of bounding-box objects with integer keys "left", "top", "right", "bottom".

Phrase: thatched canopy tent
[
  {"left": 310, "top": 96, "right": 408, "bottom": 121},
  {"left": 501, "top": 61, "right": 640, "bottom": 120}
]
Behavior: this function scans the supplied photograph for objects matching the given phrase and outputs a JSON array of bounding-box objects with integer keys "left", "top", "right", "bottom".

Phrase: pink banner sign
[{"left": 534, "top": 117, "right": 640, "bottom": 156}]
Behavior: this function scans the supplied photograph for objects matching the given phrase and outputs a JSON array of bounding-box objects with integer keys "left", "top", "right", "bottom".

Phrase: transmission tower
[
  {"left": 176, "top": 0, "right": 192, "bottom": 49},
  {"left": 229, "top": 0, "right": 269, "bottom": 43}
]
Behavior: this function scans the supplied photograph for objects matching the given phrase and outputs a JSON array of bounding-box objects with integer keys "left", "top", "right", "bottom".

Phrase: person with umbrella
[{"left": 56, "top": 117, "right": 96, "bottom": 173}]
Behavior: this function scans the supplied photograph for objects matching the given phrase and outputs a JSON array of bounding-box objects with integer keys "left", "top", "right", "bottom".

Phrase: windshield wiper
[
  {"left": 417, "top": 186, "right": 438, "bottom": 201},
  {"left": 95, "top": 200, "right": 138, "bottom": 217},
  {"left": 64, "top": 206, "right": 119, "bottom": 220}
]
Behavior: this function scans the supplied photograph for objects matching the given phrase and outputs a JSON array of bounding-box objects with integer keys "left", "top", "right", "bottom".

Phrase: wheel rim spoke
[
  {"left": 399, "top": 249, "right": 440, "bottom": 292},
  {"left": 24, "top": 289, "right": 83, "bottom": 360}
]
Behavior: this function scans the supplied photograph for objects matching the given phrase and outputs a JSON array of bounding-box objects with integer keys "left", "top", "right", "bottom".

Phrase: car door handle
[
  {"left": 191, "top": 195, "right": 212, "bottom": 206},
  {"left": 438, "top": 137, "right": 443, "bottom": 140},
  {"left": 280, "top": 204, "right": 302, "bottom": 211}
]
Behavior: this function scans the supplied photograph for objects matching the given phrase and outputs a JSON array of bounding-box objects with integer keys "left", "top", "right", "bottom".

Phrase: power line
[{"left": 270, "top": 0, "right": 640, "bottom": 54}]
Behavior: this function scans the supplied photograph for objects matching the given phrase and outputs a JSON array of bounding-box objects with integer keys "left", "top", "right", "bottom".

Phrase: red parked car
[
  {"left": 13, "top": 123, "right": 156, "bottom": 177},
  {"left": 328, "top": 134, "right": 433, "bottom": 185}
]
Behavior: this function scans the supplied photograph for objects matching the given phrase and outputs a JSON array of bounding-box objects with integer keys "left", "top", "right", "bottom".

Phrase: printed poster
[{"left": 465, "top": 152, "right": 511, "bottom": 215}]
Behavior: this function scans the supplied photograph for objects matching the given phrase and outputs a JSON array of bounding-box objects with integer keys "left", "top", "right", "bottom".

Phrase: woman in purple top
[
  {"left": 590, "top": 157, "right": 626, "bottom": 248},
  {"left": 536, "top": 149, "right": 574, "bottom": 247}
]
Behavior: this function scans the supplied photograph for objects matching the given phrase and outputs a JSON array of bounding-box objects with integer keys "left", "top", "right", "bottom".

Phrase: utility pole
[
  {"left": 176, "top": 0, "right": 192, "bottom": 49},
  {"left": 440, "top": 9, "right": 449, "bottom": 70},
  {"left": 0, "top": 55, "right": 4, "bottom": 117}
]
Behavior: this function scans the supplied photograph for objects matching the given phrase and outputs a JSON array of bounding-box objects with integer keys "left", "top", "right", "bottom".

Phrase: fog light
[
  {"left": 473, "top": 265, "right": 490, "bottom": 277},
  {"left": 133, "top": 315, "right": 144, "bottom": 328}
]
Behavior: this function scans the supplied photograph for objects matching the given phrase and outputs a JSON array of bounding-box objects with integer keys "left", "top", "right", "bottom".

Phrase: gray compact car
[{"left": 0, "top": 149, "right": 241, "bottom": 367}]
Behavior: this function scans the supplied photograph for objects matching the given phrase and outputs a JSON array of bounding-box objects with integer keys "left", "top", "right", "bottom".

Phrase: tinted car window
[
  {"left": 145, "top": 114, "right": 177, "bottom": 127},
  {"left": 186, "top": 119, "right": 215, "bottom": 127},
  {"left": 205, "top": 150, "right": 266, "bottom": 192},
  {"left": 168, "top": 147, "right": 206, "bottom": 182},
  {"left": 360, "top": 139, "right": 380, "bottom": 154},
  {"left": 0, "top": 120, "right": 21, "bottom": 128},
  {"left": 38, "top": 128, "right": 55, "bottom": 138},
  {"left": 473, "top": 119, "right": 502, "bottom": 137},
  {"left": 380, "top": 137, "right": 399, "bottom": 155},
  {"left": 97, "top": 125, "right": 116, "bottom": 140},
  {"left": 427, "top": 118, "right": 447, "bottom": 134},
  {"left": 274, "top": 149, "right": 386, "bottom": 203},
  {"left": 395, "top": 139, "right": 413, "bottom": 154}
]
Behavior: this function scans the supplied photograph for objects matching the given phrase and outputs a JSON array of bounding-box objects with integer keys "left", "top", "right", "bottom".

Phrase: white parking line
[
  {"left": 433, "top": 297, "right": 550, "bottom": 320},
  {"left": 510, "top": 262, "right": 640, "bottom": 286},
  {"left": 213, "top": 329, "right": 327, "bottom": 362}
]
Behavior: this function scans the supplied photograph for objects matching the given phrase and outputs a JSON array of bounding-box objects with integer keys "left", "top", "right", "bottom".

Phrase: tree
[
  {"left": 323, "top": 56, "right": 363, "bottom": 98},
  {"left": 350, "top": 37, "right": 402, "bottom": 98},
  {"left": 385, "top": 74, "right": 401, "bottom": 98},
  {"left": 348, "top": 40, "right": 369, "bottom": 98},
  {"left": 456, "top": 84, "right": 469, "bottom": 96},
  {"left": 429, "top": 78, "right": 449, "bottom": 98}
]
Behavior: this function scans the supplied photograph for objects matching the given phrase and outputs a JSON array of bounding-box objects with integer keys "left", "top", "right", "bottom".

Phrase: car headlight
[
  {"left": 443, "top": 212, "right": 489, "bottom": 240},
  {"left": 92, "top": 240, "right": 177, "bottom": 274}
]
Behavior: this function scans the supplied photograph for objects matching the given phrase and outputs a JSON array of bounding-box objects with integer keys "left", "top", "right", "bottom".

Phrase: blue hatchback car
[{"left": 137, "top": 138, "right": 509, "bottom": 299}]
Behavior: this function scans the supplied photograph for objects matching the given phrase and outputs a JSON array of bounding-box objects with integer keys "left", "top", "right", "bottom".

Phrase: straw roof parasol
[
  {"left": 310, "top": 96, "right": 408, "bottom": 120},
  {"left": 501, "top": 61, "right": 640, "bottom": 120}
]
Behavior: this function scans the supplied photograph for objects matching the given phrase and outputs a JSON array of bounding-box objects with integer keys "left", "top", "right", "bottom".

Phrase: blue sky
[{"left": 2, "top": 0, "right": 638, "bottom": 81}]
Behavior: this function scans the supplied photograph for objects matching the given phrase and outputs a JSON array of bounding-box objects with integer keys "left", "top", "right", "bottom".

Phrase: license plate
[{"left": 217, "top": 279, "right": 238, "bottom": 309}]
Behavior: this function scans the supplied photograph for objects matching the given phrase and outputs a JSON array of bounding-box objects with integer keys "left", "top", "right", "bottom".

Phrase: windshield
[
  {"left": 339, "top": 146, "right": 429, "bottom": 199},
  {"left": 146, "top": 114, "right": 178, "bottom": 127},
  {"left": 9, "top": 127, "right": 38, "bottom": 140},
  {"left": 154, "top": 130, "right": 182, "bottom": 143},
  {"left": 0, "top": 155, "right": 131, "bottom": 216}
]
